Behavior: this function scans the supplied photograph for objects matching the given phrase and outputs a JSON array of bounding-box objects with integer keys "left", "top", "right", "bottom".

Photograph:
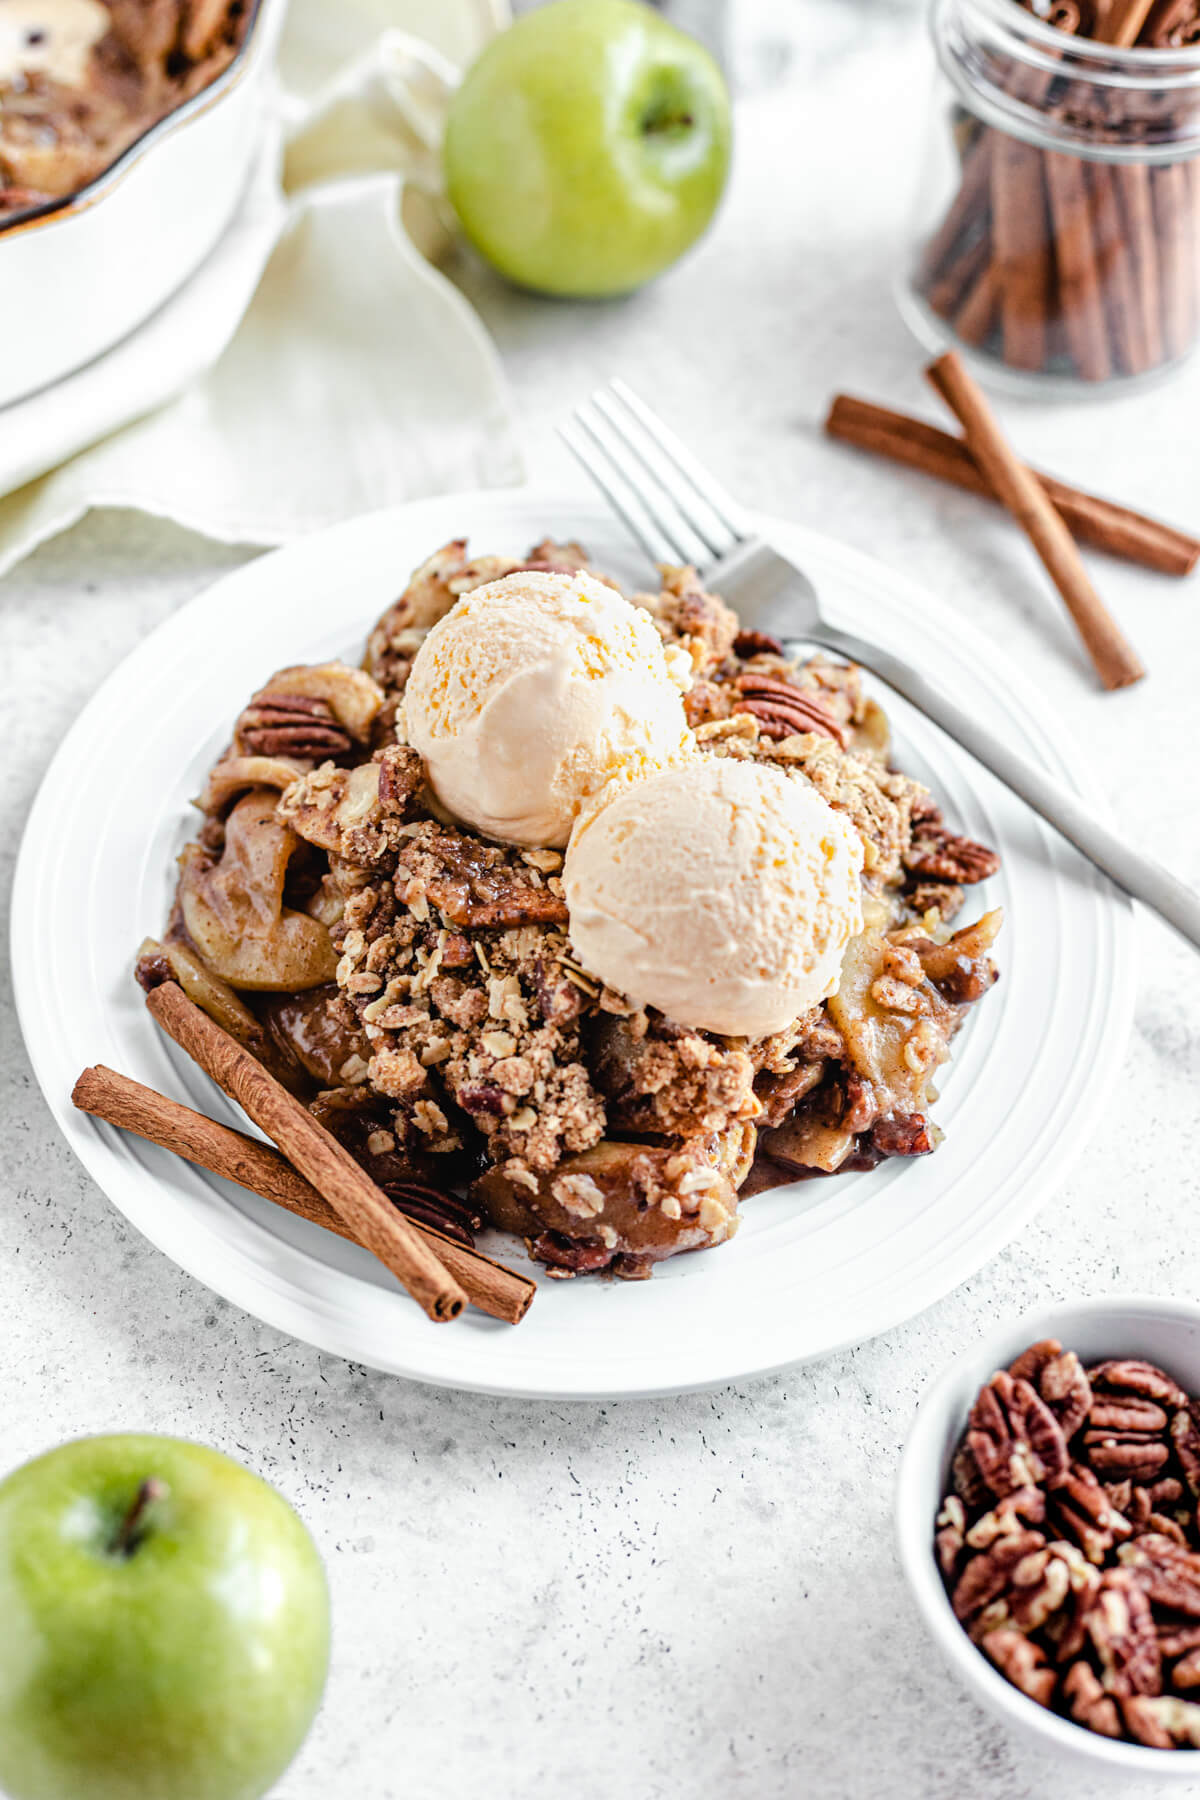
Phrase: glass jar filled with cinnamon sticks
[{"left": 904, "top": 0, "right": 1200, "bottom": 390}]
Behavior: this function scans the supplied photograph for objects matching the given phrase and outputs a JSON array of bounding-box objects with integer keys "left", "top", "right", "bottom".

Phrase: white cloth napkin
[{"left": 0, "top": 0, "right": 520, "bottom": 580}]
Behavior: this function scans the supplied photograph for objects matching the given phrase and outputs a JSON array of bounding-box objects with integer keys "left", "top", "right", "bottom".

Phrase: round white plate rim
[{"left": 11, "top": 489, "right": 1137, "bottom": 1399}]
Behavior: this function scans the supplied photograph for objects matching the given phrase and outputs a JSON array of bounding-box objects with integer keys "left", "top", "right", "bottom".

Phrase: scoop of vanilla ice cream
[
  {"left": 403, "top": 569, "right": 694, "bottom": 848},
  {"left": 564, "top": 757, "right": 865, "bottom": 1038}
]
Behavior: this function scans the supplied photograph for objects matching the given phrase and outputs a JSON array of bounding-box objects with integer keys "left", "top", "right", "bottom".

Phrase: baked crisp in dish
[
  {"left": 138, "top": 538, "right": 1002, "bottom": 1280},
  {"left": 0, "top": 0, "right": 253, "bottom": 223}
]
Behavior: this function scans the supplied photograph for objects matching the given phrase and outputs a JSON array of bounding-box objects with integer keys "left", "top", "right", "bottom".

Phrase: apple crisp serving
[
  {"left": 137, "top": 537, "right": 1002, "bottom": 1280},
  {"left": 0, "top": 0, "right": 253, "bottom": 223}
]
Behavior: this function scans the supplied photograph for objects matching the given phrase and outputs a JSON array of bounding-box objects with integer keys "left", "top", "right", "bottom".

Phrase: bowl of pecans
[{"left": 897, "top": 1298, "right": 1200, "bottom": 1774}]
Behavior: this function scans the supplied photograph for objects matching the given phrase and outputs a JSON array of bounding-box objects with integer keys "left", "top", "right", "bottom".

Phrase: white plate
[{"left": 12, "top": 491, "right": 1136, "bottom": 1399}]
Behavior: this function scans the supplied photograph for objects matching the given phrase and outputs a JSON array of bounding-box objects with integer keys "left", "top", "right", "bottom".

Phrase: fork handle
[{"left": 819, "top": 623, "right": 1200, "bottom": 953}]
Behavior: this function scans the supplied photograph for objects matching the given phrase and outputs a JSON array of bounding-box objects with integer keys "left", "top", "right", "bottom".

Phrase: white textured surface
[{"left": 2, "top": 3, "right": 1200, "bottom": 1796}]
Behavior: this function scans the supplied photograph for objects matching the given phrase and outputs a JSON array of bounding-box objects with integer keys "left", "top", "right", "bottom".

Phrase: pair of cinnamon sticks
[
  {"left": 832, "top": 353, "right": 1152, "bottom": 689},
  {"left": 73, "top": 980, "right": 534, "bottom": 1327},
  {"left": 920, "top": 2, "right": 1200, "bottom": 382},
  {"left": 826, "top": 391, "right": 1200, "bottom": 577}
]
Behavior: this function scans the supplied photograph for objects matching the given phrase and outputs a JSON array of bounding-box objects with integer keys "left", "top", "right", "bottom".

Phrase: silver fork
[{"left": 560, "top": 378, "right": 1200, "bottom": 953}]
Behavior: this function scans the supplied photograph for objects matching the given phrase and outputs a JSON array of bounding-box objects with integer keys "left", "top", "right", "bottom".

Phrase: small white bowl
[{"left": 896, "top": 1296, "right": 1200, "bottom": 1780}]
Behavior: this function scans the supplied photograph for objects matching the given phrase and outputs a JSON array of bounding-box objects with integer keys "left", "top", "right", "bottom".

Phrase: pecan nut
[
  {"left": 904, "top": 822, "right": 1000, "bottom": 885},
  {"left": 734, "top": 674, "right": 848, "bottom": 747},
  {"left": 1082, "top": 1429, "right": 1170, "bottom": 1483},
  {"left": 1121, "top": 1694, "right": 1200, "bottom": 1749},
  {"left": 1085, "top": 1569, "right": 1162, "bottom": 1697},
  {"left": 905, "top": 880, "right": 966, "bottom": 923},
  {"left": 1063, "top": 1661, "right": 1123, "bottom": 1737},
  {"left": 732, "top": 629, "right": 785, "bottom": 659},
  {"left": 869, "top": 1112, "right": 935, "bottom": 1157},
  {"left": 1088, "top": 1359, "right": 1188, "bottom": 1409},
  {"left": 1171, "top": 1401, "right": 1200, "bottom": 1496},
  {"left": 967, "top": 1371, "right": 1071, "bottom": 1498},
  {"left": 981, "top": 1629, "right": 1057, "bottom": 1706},
  {"left": 935, "top": 1494, "right": 967, "bottom": 1580},
  {"left": 1090, "top": 1398, "right": 1170, "bottom": 1435},
  {"left": 950, "top": 1529, "right": 1046, "bottom": 1628},
  {"left": 237, "top": 691, "right": 353, "bottom": 759},
  {"left": 1119, "top": 1534, "right": 1200, "bottom": 1616},
  {"left": 1051, "top": 1463, "right": 1132, "bottom": 1564},
  {"left": 964, "top": 1487, "right": 1046, "bottom": 1550},
  {"left": 1008, "top": 1339, "right": 1093, "bottom": 1441},
  {"left": 427, "top": 883, "right": 569, "bottom": 929},
  {"left": 952, "top": 1440, "right": 991, "bottom": 1511}
]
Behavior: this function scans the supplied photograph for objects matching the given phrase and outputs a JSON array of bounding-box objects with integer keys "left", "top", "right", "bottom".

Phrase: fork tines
[{"left": 559, "top": 378, "right": 749, "bottom": 575}]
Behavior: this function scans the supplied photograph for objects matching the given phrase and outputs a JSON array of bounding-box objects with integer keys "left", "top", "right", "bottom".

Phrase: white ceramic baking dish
[{"left": 0, "top": 0, "right": 285, "bottom": 409}]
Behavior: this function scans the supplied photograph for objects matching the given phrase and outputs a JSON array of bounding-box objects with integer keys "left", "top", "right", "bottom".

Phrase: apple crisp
[
  {"left": 0, "top": 0, "right": 253, "bottom": 223},
  {"left": 138, "top": 536, "right": 1002, "bottom": 1279}
]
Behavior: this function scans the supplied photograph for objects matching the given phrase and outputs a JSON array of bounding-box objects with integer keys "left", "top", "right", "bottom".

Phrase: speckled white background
[{"left": 3, "top": 2, "right": 1200, "bottom": 1796}]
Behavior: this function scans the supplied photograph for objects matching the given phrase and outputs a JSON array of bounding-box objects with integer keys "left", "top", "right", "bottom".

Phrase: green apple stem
[{"left": 111, "top": 1477, "right": 168, "bottom": 1557}]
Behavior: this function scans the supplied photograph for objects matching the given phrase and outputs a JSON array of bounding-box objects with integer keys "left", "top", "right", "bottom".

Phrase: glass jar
[{"left": 900, "top": 0, "right": 1200, "bottom": 394}]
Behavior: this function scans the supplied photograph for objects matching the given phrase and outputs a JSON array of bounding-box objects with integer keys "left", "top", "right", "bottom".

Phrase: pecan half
[
  {"left": 732, "top": 629, "right": 785, "bottom": 659},
  {"left": 1008, "top": 1340, "right": 1092, "bottom": 1441},
  {"left": 1052, "top": 1463, "right": 1133, "bottom": 1563},
  {"left": 384, "top": 1179, "right": 482, "bottom": 1247},
  {"left": 981, "top": 1630, "right": 1057, "bottom": 1706},
  {"left": 965, "top": 1487, "right": 1046, "bottom": 1549},
  {"left": 904, "top": 823, "right": 1000, "bottom": 885},
  {"left": 237, "top": 691, "right": 353, "bottom": 759},
  {"left": 990, "top": 1542, "right": 1076, "bottom": 1637},
  {"left": 1172, "top": 1401, "right": 1200, "bottom": 1496},
  {"left": 1122, "top": 1694, "right": 1200, "bottom": 1749},
  {"left": 734, "top": 674, "right": 848, "bottom": 747},
  {"left": 869, "top": 1112, "right": 935, "bottom": 1157},
  {"left": 1159, "top": 1624, "right": 1200, "bottom": 1657},
  {"left": 1119, "top": 1534, "right": 1200, "bottom": 1616},
  {"left": 952, "top": 1441, "right": 991, "bottom": 1511},
  {"left": 936, "top": 1495, "right": 967, "bottom": 1580},
  {"left": 1086, "top": 1570, "right": 1162, "bottom": 1697},
  {"left": 1063, "top": 1661, "right": 1122, "bottom": 1737},
  {"left": 951, "top": 1529, "right": 1046, "bottom": 1627},
  {"left": 1082, "top": 1429, "right": 1170, "bottom": 1483},
  {"left": 530, "top": 1231, "right": 617, "bottom": 1276},
  {"left": 425, "top": 882, "right": 569, "bottom": 929},
  {"left": 396, "top": 828, "right": 570, "bottom": 930},
  {"left": 968, "top": 1371, "right": 1071, "bottom": 1498},
  {"left": 905, "top": 880, "right": 967, "bottom": 923},
  {"left": 1091, "top": 1398, "right": 1170, "bottom": 1435},
  {"left": 1088, "top": 1359, "right": 1188, "bottom": 1409}
]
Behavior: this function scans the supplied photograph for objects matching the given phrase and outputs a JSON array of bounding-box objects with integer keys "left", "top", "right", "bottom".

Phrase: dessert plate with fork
[{"left": 11, "top": 476, "right": 1135, "bottom": 1397}]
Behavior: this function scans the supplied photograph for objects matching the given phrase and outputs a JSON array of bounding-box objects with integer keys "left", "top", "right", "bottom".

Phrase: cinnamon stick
[
  {"left": 144, "top": 980, "right": 468, "bottom": 1322},
  {"left": 71, "top": 1065, "right": 534, "bottom": 1325},
  {"left": 1088, "top": 162, "right": 1155, "bottom": 375},
  {"left": 925, "top": 352, "right": 1146, "bottom": 689},
  {"left": 1044, "top": 151, "right": 1113, "bottom": 380},
  {"left": 926, "top": 230, "right": 992, "bottom": 322},
  {"left": 825, "top": 393, "right": 1200, "bottom": 576},
  {"left": 1113, "top": 163, "right": 1166, "bottom": 368},
  {"left": 1096, "top": 0, "right": 1159, "bottom": 42},
  {"left": 992, "top": 135, "right": 1056, "bottom": 372},
  {"left": 953, "top": 260, "right": 1002, "bottom": 347},
  {"left": 1153, "top": 161, "right": 1198, "bottom": 359}
]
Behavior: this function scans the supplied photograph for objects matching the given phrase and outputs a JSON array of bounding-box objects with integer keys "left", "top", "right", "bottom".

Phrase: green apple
[
  {"left": 444, "top": 0, "right": 732, "bottom": 297},
  {"left": 0, "top": 1436, "right": 330, "bottom": 1800}
]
